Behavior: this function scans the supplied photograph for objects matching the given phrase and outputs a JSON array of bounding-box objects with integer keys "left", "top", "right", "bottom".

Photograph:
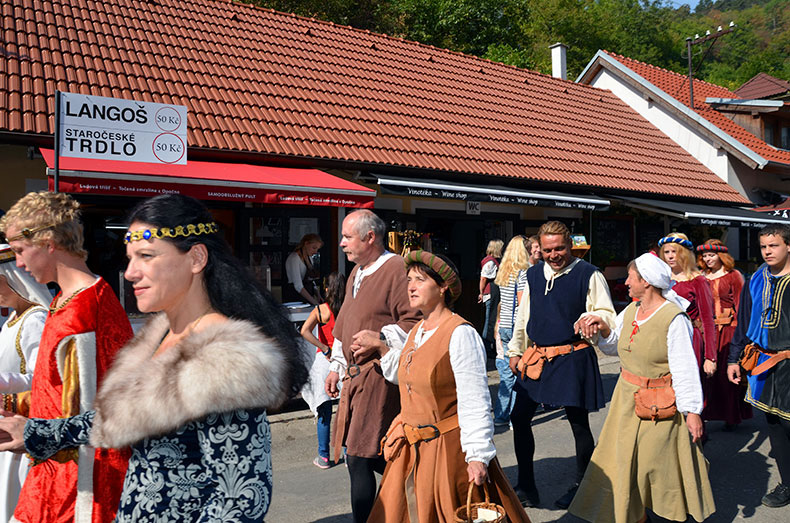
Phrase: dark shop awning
[{"left": 377, "top": 176, "right": 610, "bottom": 211}]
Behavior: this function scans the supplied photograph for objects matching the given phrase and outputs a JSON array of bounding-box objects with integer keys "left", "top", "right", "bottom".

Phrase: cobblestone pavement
[{"left": 266, "top": 355, "right": 787, "bottom": 522}]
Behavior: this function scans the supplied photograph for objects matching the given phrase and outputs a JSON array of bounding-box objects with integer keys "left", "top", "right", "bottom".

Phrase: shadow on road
[{"left": 704, "top": 418, "right": 771, "bottom": 521}]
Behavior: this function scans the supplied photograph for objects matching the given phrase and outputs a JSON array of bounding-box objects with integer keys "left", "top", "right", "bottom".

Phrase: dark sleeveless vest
[{"left": 526, "top": 260, "right": 597, "bottom": 346}]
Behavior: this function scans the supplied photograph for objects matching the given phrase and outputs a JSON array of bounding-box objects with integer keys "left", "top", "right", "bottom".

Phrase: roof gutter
[{"left": 576, "top": 51, "right": 768, "bottom": 170}]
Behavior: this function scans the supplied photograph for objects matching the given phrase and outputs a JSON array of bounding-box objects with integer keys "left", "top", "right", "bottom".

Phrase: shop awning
[
  {"left": 753, "top": 197, "right": 790, "bottom": 218},
  {"left": 620, "top": 196, "right": 790, "bottom": 228},
  {"left": 40, "top": 149, "right": 375, "bottom": 208},
  {"left": 377, "top": 176, "right": 610, "bottom": 211}
]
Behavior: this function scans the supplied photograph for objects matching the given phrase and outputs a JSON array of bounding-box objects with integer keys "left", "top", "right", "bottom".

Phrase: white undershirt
[
  {"left": 599, "top": 302, "right": 703, "bottom": 415},
  {"left": 381, "top": 322, "right": 496, "bottom": 465}
]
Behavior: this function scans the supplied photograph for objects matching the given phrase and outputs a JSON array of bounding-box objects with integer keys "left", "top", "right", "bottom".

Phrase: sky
[{"left": 668, "top": 0, "right": 701, "bottom": 10}]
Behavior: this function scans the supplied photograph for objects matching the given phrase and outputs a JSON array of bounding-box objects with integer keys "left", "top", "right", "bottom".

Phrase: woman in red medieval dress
[
  {"left": 659, "top": 233, "right": 716, "bottom": 374},
  {"left": 697, "top": 239, "right": 752, "bottom": 430}
]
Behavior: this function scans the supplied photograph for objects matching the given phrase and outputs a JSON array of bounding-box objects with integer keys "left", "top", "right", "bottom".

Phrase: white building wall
[{"left": 589, "top": 69, "right": 741, "bottom": 195}]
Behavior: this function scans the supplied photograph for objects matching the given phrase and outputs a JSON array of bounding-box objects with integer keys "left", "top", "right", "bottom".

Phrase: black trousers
[
  {"left": 511, "top": 388, "right": 595, "bottom": 490},
  {"left": 346, "top": 454, "right": 386, "bottom": 523},
  {"left": 766, "top": 412, "right": 790, "bottom": 484}
]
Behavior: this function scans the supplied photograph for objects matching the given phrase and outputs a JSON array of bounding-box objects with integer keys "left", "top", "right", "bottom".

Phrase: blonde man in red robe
[{"left": 0, "top": 191, "right": 131, "bottom": 523}]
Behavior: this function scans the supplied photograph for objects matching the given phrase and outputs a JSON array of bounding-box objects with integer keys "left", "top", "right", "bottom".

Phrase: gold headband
[
  {"left": 6, "top": 224, "right": 57, "bottom": 242},
  {"left": 0, "top": 246, "right": 15, "bottom": 265},
  {"left": 124, "top": 222, "right": 219, "bottom": 244}
]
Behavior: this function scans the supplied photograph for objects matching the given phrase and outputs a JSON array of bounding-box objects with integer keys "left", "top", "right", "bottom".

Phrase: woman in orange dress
[
  {"left": 369, "top": 250, "right": 529, "bottom": 522},
  {"left": 697, "top": 239, "right": 752, "bottom": 429}
]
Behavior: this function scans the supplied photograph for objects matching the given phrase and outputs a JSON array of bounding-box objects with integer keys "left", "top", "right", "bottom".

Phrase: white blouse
[
  {"left": 381, "top": 321, "right": 496, "bottom": 465},
  {"left": 284, "top": 251, "right": 307, "bottom": 292},
  {"left": 0, "top": 306, "right": 46, "bottom": 392},
  {"left": 599, "top": 302, "right": 703, "bottom": 415}
]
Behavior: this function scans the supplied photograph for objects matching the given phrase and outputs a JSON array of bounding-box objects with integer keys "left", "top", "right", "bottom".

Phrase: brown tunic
[
  {"left": 332, "top": 254, "right": 420, "bottom": 459},
  {"left": 368, "top": 314, "right": 530, "bottom": 523}
]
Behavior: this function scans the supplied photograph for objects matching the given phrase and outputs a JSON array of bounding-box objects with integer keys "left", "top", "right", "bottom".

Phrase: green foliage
[{"left": 243, "top": 0, "right": 790, "bottom": 87}]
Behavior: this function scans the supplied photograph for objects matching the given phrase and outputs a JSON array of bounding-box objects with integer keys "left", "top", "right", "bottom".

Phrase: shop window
[
  {"left": 765, "top": 124, "right": 775, "bottom": 146},
  {"left": 242, "top": 209, "right": 330, "bottom": 303}
]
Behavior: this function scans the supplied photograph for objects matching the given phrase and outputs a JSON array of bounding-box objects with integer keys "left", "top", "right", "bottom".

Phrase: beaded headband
[
  {"left": 0, "top": 246, "right": 14, "bottom": 265},
  {"left": 404, "top": 250, "right": 462, "bottom": 303},
  {"left": 657, "top": 236, "right": 693, "bottom": 250},
  {"left": 124, "top": 222, "right": 219, "bottom": 244},
  {"left": 696, "top": 243, "right": 728, "bottom": 253},
  {"left": 5, "top": 224, "right": 57, "bottom": 242}
]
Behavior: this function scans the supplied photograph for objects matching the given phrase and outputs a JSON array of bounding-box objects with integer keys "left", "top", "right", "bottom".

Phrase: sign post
[
  {"left": 53, "top": 90, "right": 61, "bottom": 192},
  {"left": 58, "top": 93, "right": 188, "bottom": 165}
]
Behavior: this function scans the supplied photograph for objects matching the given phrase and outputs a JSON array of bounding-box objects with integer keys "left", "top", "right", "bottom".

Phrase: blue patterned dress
[
  {"left": 24, "top": 409, "right": 273, "bottom": 522},
  {"left": 22, "top": 314, "right": 299, "bottom": 522}
]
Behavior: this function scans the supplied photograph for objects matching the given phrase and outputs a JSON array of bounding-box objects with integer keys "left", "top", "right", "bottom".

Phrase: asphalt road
[{"left": 266, "top": 355, "right": 788, "bottom": 522}]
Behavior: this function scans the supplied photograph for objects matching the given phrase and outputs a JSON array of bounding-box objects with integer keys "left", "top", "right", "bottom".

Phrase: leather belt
[
  {"left": 344, "top": 360, "right": 377, "bottom": 380},
  {"left": 535, "top": 340, "right": 589, "bottom": 360},
  {"left": 403, "top": 414, "right": 458, "bottom": 445},
  {"left": 620, "top": 367, "right": 672, "bottom": 388},
  {"left": 750, "top": 347, "right": 790, "bottom": 377}
]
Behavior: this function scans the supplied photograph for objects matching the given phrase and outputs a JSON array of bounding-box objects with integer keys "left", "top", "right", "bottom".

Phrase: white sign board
[
  {"left": 466, "top": 200, "right": 481, "bottom": 215},
  {"left": 59, "top": 93, "right": 188, "bottom": 165}
]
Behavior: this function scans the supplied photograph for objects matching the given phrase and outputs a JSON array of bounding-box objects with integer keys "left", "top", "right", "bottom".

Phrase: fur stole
[{"left": 91, "top": 313, "right": 291, "bottom": 448}]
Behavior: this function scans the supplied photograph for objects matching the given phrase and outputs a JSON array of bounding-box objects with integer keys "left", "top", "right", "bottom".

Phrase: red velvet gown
[
  {"left": 672, "top": 276, "right": 716, "bottom": 368},
  {"left": 702, "top": 271, "right": 753, "bottom": 425},
  {"left": 13, "top": 279, "right": 132, "bottom": 523}
]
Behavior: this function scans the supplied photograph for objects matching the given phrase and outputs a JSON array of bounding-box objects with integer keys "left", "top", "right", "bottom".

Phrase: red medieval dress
[
  {"left": 702, "top": 270, "right": 753, "bottom": 425},
  {"left": 672, "top": 276, "right": 716, "bottom": 369},
  {"left": 12, "top": 278, "right": 132, "bottom": 523}
]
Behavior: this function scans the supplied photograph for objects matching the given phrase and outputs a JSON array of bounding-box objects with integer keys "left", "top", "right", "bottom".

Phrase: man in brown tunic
[{"left": 325, "top": 209, "right": 420, "bottom": 523}]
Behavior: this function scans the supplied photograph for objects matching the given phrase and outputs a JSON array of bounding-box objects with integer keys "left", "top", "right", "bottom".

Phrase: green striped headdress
[{"left": 404, "top": 250, "right": 462, "bottom": 303}]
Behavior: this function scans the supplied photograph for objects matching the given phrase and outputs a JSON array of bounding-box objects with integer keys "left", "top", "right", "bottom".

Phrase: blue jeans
[
  {"left": 317, "top": 400, "right": 333, "bottom": 459},
  {"left": 493, "top": 327, "right": 516, "bottom": 423},
  {"left": 481, "top": 299, "right": 493, "bottom": 344}
]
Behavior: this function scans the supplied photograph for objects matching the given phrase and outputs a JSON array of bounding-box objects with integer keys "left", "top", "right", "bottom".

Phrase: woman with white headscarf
[
  {"left": 0, "top": 244, "right": 49, "bottom": 522},
  {"left": 568, "top": 253, "right": 715, "bottom": 523}
]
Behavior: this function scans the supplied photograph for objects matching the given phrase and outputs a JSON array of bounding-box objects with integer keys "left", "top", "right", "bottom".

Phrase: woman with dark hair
[
  {"left": 697, "top": 239, "right": 752, "bottom": 430},
  {"left": 369, "top": 250, "right": 530, "bottom": 522},
  {"left": 0, "top": 194, "right": 308, "bottom": 521},
  {"left": 301, "top": 272, "right": 346, "bottom": 469}
]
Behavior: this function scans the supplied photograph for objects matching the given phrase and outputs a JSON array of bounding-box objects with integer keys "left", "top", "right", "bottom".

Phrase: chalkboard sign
[{"left": 593, "top": 217, "right": 633, "bottom": 264}]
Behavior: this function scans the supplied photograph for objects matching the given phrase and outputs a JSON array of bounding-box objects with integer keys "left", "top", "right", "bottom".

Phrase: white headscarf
[
  {"left": 633, "top": 253, "right": 690, "bottom": 312},
  {"left": 0, "top": 244, "right": 53, "bottom": 307}
]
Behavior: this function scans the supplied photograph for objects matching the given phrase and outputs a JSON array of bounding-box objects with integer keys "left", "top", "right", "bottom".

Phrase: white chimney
[{"left": 549, "top": 42, "right": 567, "bottom": 80}]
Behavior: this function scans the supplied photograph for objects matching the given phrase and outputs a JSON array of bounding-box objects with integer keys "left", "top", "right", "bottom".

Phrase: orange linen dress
[{"left": 368, "top": 314, "right": 530, "bottom": 523}]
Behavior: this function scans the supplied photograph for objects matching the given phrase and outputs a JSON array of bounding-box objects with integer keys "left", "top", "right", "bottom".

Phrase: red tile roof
[
  {"left": 606, "top": 52, "right": 790, "bottom": 167},
  {"left": 736, "top": 72, "right": 790, "bottom": 100},
  {"left": 0, "top": 0, "right": 746, "bottom": 203}
]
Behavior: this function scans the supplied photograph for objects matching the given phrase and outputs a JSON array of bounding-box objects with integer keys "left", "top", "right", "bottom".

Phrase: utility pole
[{"left": 685, "top": 22, "right": 736, "bottom": 109}]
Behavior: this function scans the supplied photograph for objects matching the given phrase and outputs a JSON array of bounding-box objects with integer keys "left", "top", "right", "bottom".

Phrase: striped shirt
[{"left": 499, "top": 269, "right": 527, "bottom": 330}]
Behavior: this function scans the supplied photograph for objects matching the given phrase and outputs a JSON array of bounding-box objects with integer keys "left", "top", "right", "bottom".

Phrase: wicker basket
[{"left": 454, "top": 482, "right": 506, "bottom": 523}]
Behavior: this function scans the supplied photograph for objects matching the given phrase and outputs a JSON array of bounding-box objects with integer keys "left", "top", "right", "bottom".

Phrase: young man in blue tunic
[
  {"left": 728, "top": 223, "right": 790, "bottom": 508},
  {"left": 507, "top": 220, "right": 616, "bottom": 510}
]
